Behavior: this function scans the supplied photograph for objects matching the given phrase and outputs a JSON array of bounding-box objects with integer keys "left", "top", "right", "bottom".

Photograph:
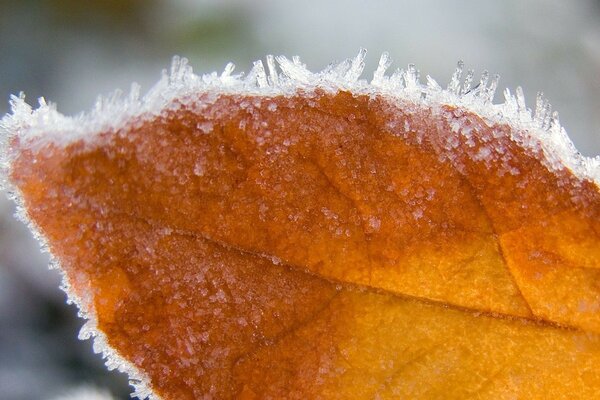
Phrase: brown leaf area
[{"left": 9, "top": 90, "right": 600, "bottom": 399}]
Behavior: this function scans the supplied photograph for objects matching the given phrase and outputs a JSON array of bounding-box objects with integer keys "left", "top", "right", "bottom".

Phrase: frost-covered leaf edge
[{"left": 1, "top": 48, "right": 598, "bottom": 189}]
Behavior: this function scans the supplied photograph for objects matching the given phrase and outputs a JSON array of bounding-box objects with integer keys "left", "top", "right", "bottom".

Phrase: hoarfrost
[
  {"left": 2, "top": 48, "right": 593, "bottom": 191},
  {"left": 367, "top": 216, "right": 381, "bottom": 232},
  {"left": 412, "top": 208, "right": 424, "bottom": 220},
  {"left": 196, "top": 121, "right": 213, "bottom": 134}
]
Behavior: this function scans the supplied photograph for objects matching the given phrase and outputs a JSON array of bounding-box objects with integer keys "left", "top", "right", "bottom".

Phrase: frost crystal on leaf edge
[{"left": 1, "top": 49, "right": 598, "bottom": 187}]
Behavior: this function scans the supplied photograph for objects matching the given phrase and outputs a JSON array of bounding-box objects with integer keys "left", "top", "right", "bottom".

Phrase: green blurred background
[{"left": 0, "top": 1, "right": 599, "bottom": 399}]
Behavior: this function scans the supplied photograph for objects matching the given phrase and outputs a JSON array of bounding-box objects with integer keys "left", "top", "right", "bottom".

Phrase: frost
[
  {"left": 321, "top": 207, "right": 338, "bottom": 221},
  {"left": 367, "top": 216, "right": 381, "bottom": 232},
  {"left": 196, "top": 121, "right": 213, "bottom": 134},
  {"left": 474, "top": 147, "right": 492, "bottom": 161},
  {"left": 412, "top": 208, "right": 424, "bottom": 220},
  {"left": 193, "top": 160, "right": 205, "bottom": 176},
  {"left": 2, "top": 49, "right": 595, "bottom": 191}
]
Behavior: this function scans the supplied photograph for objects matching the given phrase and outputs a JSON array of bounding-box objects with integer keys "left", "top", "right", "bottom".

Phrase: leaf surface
[{"left": 3, "top": 57, "right": 600, "bottom": 399}]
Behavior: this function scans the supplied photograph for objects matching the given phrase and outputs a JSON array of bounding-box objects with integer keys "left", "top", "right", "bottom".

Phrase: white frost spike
[
  {"left": 448, "top": 61, "right": 464, "bottom": 94},
  {"left": 251, "top": 60, "right": 268, "bottom": 88},
  {"left": 325, "top": 58, "right": 352, "bottom": 81},
  {"left": 503, "top": 88, "right": 516, "bottom": 114},
  {"left": 404, "top": 64, "right": 420, "bottom": 91},
  {"left": 388, "top": 68, "right": 406, "bottom": 91},
  {"left": 276, "top": 55, "right": 312, "bottom": 84},
  {"left": 542, "top": 103, "right": 553, "bottom": 130},
  {"left": 475, "top": 71, "right": 490, "bottom": 98},
  {"left": 485, "top": 73, "right": 500, "bottom": 103},
  {"left": 266, "top": 55, "right": 279, "bottom": 86},
  {"left": 461, "top": 69, "right": 475, "bottom": 95},
  {"left": 534, "top": 92, "right": 552, "bottom": 130},
  {"left": 219, "top": 62, "right": 240, "bottom": 86},
  {"left": 128, "top": 83, "right": 141, "bottom": 104},
  {"left": 534, "top": 92, "right": 545, "bottom": 125},
  {"left": 372, "top": 52, "right": 392, "bottom": 86},
  {"left": 95, "top": 90, "right": 122, "bottom": 114},
  {"left": 550, "top": 111, "right": 561, "bottom": 130},
  {"left": 426, "top": 75, "right": 441, "bottom": 90},
  {"left": 10, "top": 92, "right": 31, "bottom": 116},
  {"left": 220, "top": 62, "right": 235, "bottom": 78},
  {"left": 345, "top": 48, "right": 367, "bottom": 82},
  {"left": 169, "top": 56, "right": 193, "bottom": 86},
  {"left": 515, "top": 87, "right": 528, "bottom": 115}
]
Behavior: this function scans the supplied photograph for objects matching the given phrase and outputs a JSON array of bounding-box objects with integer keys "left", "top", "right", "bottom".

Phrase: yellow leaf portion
[{"left": 236, "top": 290, "right": 600, "bottom": 400}]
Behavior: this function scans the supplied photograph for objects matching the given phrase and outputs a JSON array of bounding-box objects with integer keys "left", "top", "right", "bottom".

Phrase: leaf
[{"left": 2, "top": 53, "right": 600, "bottom": 399}]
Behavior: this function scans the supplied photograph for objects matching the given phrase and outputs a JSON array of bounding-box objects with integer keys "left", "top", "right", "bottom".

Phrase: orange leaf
[{"left": 2, "top": 53, "right": 600, "bottom": 399}]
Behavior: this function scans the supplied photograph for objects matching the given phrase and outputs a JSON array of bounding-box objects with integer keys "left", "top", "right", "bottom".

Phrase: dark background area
[{"left": 1, "top": 1, "right": 599, "bottom": 399}]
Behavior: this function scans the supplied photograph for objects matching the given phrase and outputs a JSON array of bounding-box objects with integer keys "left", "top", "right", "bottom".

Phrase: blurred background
[{"left": 0, "top": 1, "right": 599, "bottom": 399}]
